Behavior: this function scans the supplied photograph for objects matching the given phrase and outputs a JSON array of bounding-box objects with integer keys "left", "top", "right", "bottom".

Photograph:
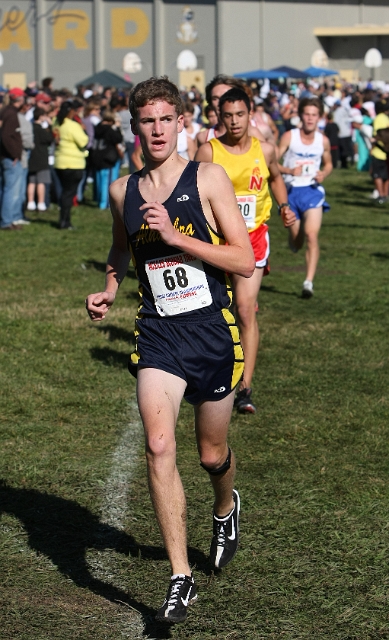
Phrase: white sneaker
[
  {"left": 27, "top": 202, "right": 36, "bottom": 211},
  {"left": 13, "top": 218, "right": 31, "bottom": 225},
  {"left": 369, "top": 189, "right": 379, "bottom": 200},
  {"left": 302, "top": 279, "right": 314, "bottom": 298},
  {"left": 37, "top": 203, "right": 47, "bottom": 211}
]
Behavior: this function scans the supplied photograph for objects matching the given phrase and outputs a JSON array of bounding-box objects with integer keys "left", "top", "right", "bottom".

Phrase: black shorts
[
  {"left": 128, "top": 310, "right": 244, "bottom": 405},
  {"left": 371, "top": 156, "right": 388, "bottom": 181}
]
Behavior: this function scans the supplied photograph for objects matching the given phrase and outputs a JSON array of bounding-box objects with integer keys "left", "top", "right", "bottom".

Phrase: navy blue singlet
[{"left": 123, "top": 161, "right": 232, "bottom": 320}]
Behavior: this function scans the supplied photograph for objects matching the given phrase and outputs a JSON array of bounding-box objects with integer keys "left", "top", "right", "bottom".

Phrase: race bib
[
  {"left": 145, "top": 252, "right": 212, "bottom": 317},
  {"left": 236, "top": 195, "right": 256, "bottom": 229},
  {"left": 296, "top": 159, "right": 316, "bottom": 177}
]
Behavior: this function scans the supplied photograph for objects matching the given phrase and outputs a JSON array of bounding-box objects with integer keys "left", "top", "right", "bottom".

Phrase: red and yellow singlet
[{"left": 209, "top": 137, "right": 272, "bottom": 232}]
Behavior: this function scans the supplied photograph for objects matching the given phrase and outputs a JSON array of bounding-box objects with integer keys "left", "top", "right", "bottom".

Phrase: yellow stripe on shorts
[{"left": 221, "top": 307, "right": 244, "bottom": 390}]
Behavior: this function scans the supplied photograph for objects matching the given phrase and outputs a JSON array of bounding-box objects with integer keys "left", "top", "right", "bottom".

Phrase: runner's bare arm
[
  {"left": 277, "top": 130, "right": 302, "bottom": 175},
  {"left": 277, "top": 130, "right": 291, "bottom": 160},
  {"left": 85, "top": 177, "right": 131, "bottom": 321},
  {"left": 265, "top": 144, "right": 296, "bottom": 227},
  {"left": 187, "top": 134, "right": 197, "bottom": 160},
  {"left": 268, "top": 117, "right": 279, "bottom": 142},
  {"left": 196, "top": 129, "right": 208, "bottom": 147},
  {"left": 105, "top": 179, "right": 132, "bottom": 293},
  {"left": 140, "top": 163, "right": 255, "bottom": 278},
  {"left": 194, "top": 142, "right": 213, "bottom": 163},
  {"left": 316, "top": 136, "right": 333, "bottom": 183},
  {"left": 248, "top": 124, "right": 267, "bottom": 144},
  {"left": 131, "top": 145, "right": 144, "bottom": 171}
]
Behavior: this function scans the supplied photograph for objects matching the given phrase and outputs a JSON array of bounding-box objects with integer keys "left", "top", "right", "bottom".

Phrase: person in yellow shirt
[
  {"left": 371, "top": 100, "right": 389, "bottom": 204},
  {"left": 196, "top": 88, "right": 295, "bottom": 414},
  {"left": 54, "top": 101, "right": 88, "bottom": 229}
]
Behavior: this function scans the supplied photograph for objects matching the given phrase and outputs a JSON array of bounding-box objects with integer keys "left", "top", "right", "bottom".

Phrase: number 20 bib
[
  {"left": 236, "top": 195, "right": 256, "bottom": 229},
  {"left": 145, "top": 252, "right": 213, "bottom": 317}
]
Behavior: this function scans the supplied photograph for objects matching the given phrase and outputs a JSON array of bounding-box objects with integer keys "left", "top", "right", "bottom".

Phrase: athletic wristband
[{"left": 278, "top": 203, "right": 289, "bottom": 213}]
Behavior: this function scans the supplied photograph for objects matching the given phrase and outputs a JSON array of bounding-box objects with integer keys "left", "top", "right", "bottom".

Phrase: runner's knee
[
  {"left": 235, "top": 300, "right": 257, "bottom": 327},
  {"left": 305, "top": 229, "right": 319, "bottom": 246},
  {"left": 200, "top": 446, "right": 231, "bottom": 475},
  {"left": 145, "top": 432, "right": 176, "bottom": 460}
]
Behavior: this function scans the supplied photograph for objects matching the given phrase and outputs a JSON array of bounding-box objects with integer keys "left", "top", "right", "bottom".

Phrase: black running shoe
[
  {"left": 210, "top": 489, "right": 240, "bottom": 569},
  {"left": 234, "top": 388, "right": 256, "bottom": 414},
  {"left": 155, "top": 574, "right": 197, "bottom": 624}
]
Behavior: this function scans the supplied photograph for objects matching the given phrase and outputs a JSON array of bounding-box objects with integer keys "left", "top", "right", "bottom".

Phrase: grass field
[{"left": 1, "top": 169, "right": 389, "bottom": 640}]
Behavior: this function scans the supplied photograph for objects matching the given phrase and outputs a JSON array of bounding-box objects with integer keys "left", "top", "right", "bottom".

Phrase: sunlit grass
[{"left": 1, "top": 169, "right": 388, "bottom": 639}]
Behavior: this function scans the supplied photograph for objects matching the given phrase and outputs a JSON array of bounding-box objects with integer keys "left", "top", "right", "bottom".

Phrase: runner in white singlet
[
  {"left": 183, "top": 101, "right": 201, "bottom": 140},
  {"left": 278, "top": 97, "right": 332, "bottom": 298},
  {"left": 177, "top": 127, "right": 196, "bottom": 160}
]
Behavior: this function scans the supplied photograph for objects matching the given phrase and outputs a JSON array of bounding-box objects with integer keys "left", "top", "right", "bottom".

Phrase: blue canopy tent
[
  {"left": 234, "top": 69, "right": 282, "bottom": 80},
  {"left": 269, "top": 66, "right": 310, "bottom": 79},
  {"left": 304, "top": 66, "right": 339, "bottom": 77}
]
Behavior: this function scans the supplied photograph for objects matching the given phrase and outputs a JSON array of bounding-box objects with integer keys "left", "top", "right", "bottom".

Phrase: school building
[{"left": 0, "top": 0, "right": 388, "bottom": 91}]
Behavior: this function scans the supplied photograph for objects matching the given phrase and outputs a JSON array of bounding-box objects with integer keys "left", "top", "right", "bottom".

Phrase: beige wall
[
  {"left": 0, "top": 0, "right": 155, "bottom": 88},
  {"left": 219, "top": 1, "right": 389, "bottom": 81},
  {"left": 163, "top": 2, "right": 216, "bottom": 86},
  {"left": 217, "top": 1, "right": 261, "bottom": 72},
  {"left": 0, "top": 0, "right": 389, "bottom": 88},
  {"left": 220, "top": 1, "right": 361, "bottom": 73},
  {"left": 261, "top": 1, "right": 360, "bottom": 70}
]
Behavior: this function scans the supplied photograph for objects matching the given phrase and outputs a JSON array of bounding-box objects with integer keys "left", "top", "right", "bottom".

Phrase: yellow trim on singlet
[
  {"left": 210, "top": 137, "right": 272, "bottom": 230},
  {"left": 205, "top": 221, "right": 233, "bottom": 306},
  {"left": 206, "top": 221, "right": 224, "bottom": 246}
]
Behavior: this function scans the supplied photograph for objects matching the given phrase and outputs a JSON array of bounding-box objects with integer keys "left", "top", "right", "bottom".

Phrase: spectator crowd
[{"left": 1, "top": 73, "right": 389, "bottom": 230}]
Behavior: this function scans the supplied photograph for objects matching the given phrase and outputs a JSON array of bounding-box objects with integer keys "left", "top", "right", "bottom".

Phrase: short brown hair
[
  {"left": 204, "top": 104, "right": 216, "bottom": 119},
  {"left": 205, "top": 74, "right": 249, "bottom": 106},
  {"left": 298, "top": 97, "right": 323, "bottom": 118},
  {"left": 183, "top": 101, "right": 194, "bottom": 114},
  {"left": 84, "top": 100, "right": 100, "bottom": 117},
  {"left": 102, "top": 109, "right": 116, "bottom": 124},
  {"left": 129, "top": 77, "right": 184, "bottom": 121}
]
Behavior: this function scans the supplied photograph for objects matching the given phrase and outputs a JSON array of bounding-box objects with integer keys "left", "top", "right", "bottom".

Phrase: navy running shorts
[{"left": 128, "top": 309, "right": 244, "bottom": 405}]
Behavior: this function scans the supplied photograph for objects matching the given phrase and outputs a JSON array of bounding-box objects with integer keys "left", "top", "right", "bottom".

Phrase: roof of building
[{"left": 314, "top": 24, "right": 389, "bottom": 37}]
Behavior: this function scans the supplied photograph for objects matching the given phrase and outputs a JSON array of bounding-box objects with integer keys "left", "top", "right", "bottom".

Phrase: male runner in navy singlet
[{"left": 86, "top": 78, "right": 255, "bottom": 624}]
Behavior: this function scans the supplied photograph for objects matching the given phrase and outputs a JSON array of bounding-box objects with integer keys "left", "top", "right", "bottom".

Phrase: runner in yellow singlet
[
  {"left": 196, "top": 74, "right": 266, "bottom": 147},
  {"left": 196, "top": 88, "right": 296, "bottom": 414},
  {"left": 210, "top": 132, "right": 272, "bottom": 233}
]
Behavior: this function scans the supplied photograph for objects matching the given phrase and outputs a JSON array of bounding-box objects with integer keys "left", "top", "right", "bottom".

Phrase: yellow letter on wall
[
  {"left": 53, "top": 10, "right": 89, "bottom": 50},
  {"left": 0, "top": 13, "right": 32, "bottom": 50},
  {"left": 111, "top": 8, "right": 149, "bottom": 48}
]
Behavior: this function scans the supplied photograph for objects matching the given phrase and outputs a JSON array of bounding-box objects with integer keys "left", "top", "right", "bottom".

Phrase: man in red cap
[
  {"left": 0, "top": 88, "right": 25, "bottom": 229},
  {"left": 25, "top": 92, "right": 52, "bottom": 123},
  {"left": 35, "top": 93, "right": 51, "bottom": 114}
]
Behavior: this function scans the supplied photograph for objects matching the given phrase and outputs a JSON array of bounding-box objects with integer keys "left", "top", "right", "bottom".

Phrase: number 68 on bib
[{"left": 145, "top": 252, "right": 213, "bottom": 317}]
